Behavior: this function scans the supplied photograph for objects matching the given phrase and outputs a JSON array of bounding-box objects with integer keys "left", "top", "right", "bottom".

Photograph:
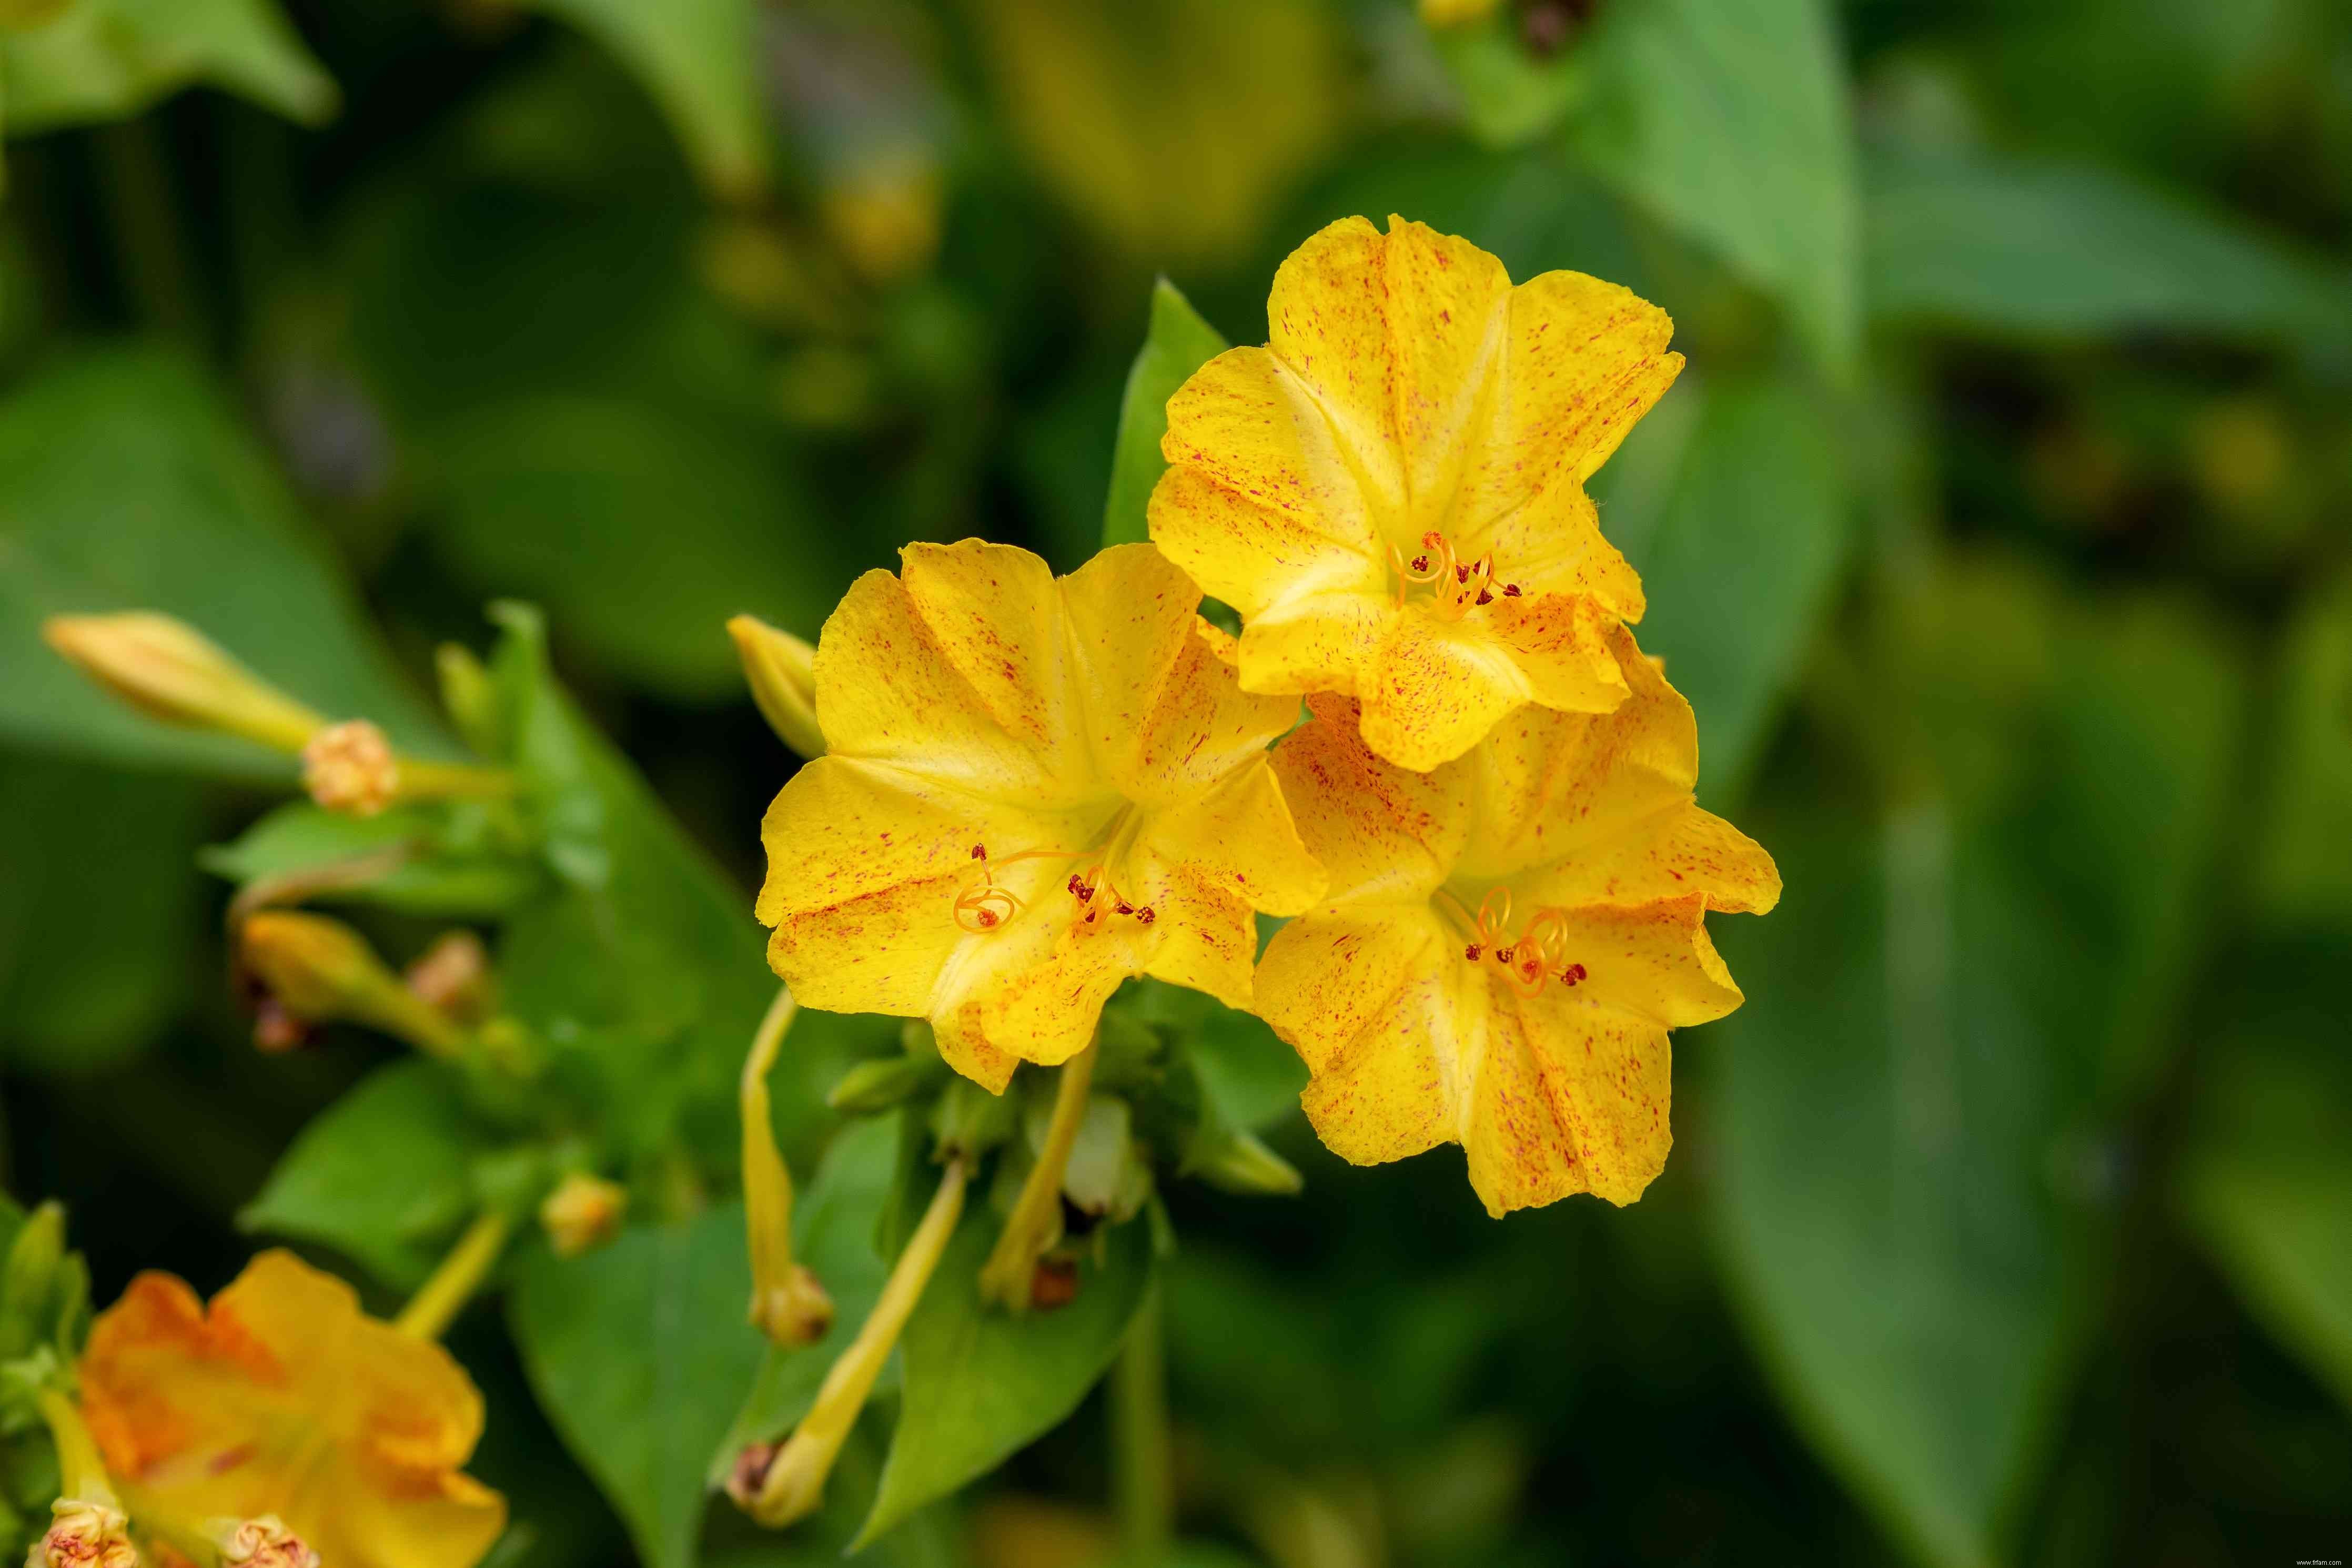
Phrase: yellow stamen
[{"left": 978, "top": 1043, "right": 1098, "bottom": 1311}]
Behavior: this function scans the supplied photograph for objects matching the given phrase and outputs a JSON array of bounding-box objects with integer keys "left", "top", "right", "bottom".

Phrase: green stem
[
  {"left": 92, "top": 118, "right": 199, "bottom": 340},
  {"left": 36, "top": 1389, "right": 116, "bottom": 1508},
  {"left": 396, "top": 1210, "right": 513, "bottom": 1340},
  {"left": 1113, "top": 1283, "right": 1174, "bottom": 1565}
]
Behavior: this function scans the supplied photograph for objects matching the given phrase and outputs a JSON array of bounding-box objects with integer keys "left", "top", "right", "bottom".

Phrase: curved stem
[
  {"left": 978, "top": 1042, "right": 1098, "bottom": 1311},
  {"left": 742, "top": 985, "right": 831, "bottom": 1342},
  {"left": 1113, "top": 1283, "right": 1173, "bottom": 1564},
  {"left": 396, "top": 1209, "right": 513, "bottom": 1340}
]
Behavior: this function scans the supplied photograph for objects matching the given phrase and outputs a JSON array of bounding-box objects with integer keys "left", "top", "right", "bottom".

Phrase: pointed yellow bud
[
  {"left": 728, "top": 615, "right": 825, "bottom": 760},
  {"left": 29, "top": 1499, "right": 137, "bottom": 1568},
  {"left": 539, "top": 1173, "right": 628, "bottom": 1258},
  {"left": 239, "top": 912, "right": 465, "bottom": 1059},
  {"left": 42, "top": 612, "right": 324, "bottom": 754},
  {"left": 213, "top": 1516, "right": 319, "bottom": 1568}
]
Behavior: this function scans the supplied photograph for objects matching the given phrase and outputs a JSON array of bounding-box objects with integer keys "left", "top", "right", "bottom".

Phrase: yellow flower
[
  {"left": 756, "top": 540, "right": 1325, "bottom": 1091},
  {"left": 77, "top": 1251, "right": 506, "bottom": 1568},
  {"left": 1254, "top": 625, "right": 1778, "bottom": 1215},
  {"left": 1150, "top": 215, "right": 1682, "bottom": 771}
]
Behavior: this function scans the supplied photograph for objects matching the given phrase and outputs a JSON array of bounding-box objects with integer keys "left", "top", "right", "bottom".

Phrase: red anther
[
  {"left": 1563, "top": 963, "right": 1586, "bottom": 986},
  {"left": 1067, "top": 873, "right": 1087, "bottom": 898},
  {"left": 1493, "top": 946, "right": 1513, "bottom": 964},
  {"left": 970, "top": 843, "right": 987, "bottom": 859},
  {"left": 1475, "top": 589, "right": 1493, "bottom": 605},
  {"left": 1502, "top": 583, "right": 1522, "bottom": 597},
  {"left": 975, "top": 908, "right": 999, "bottom": 929},
  {"left": 1411, "top": 554, "right": 1429, "bottom": 572},
  {"left": 1455, "top": 563, "right": 1471, "bottom": 584},
  {"left": 1115, "top": 901, "right": 1134, "bottom": 915},
  {"left": 1464, "top": 943, "right": 1482, "bottom": 961},
  {"left": 1137, "top": 907, "right": 1156, "bottom": 924}
]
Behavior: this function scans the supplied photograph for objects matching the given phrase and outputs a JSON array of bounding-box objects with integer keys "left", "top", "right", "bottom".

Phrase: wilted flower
[
  {"left": 1254, "top": 626, "right": 1777, "bottom": 1215},
  {"left": 755, "top": 540, "right": 1324, "bottom": 1091},
  {"left": 1150, "top": 216, "right": 1681, "bottom": 770}
]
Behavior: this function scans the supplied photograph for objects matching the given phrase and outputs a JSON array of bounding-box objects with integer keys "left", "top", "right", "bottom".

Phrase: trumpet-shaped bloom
[
  {"left": 1150, "top": 215, "right": 1682, "bottom": 771},
  {"left": 77, "top": 1251, "right": 506, "bottom": 1568},
  {"left": 1255, "top": 625, "right": 1778, "bottom": 1215},
  {"left": 756, "top": 540, "right": 1325, "bottom": 1091}
]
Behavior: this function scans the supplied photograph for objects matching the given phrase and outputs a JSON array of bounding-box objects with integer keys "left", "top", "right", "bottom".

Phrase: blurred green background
[{"left": 2, "top": 0, "right": 2349, "bottom": 1563}]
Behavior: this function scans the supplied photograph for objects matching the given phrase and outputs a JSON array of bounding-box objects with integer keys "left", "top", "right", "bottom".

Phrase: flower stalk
[
  {"left": 743, "top": 985, "right": 834, "bottom": 1344},
  {"left": 735, "top": 1155, "right": 971, "bottom": 1527},
  {"left": 978, "top": 1043, "right": 1097, "bottom": 1312},
  {"left": 395, "top": 1210, "right": 513, "bottom": 1341},
  {"left": 237, "top": 911, "right": 468, "bottom": 1059}
]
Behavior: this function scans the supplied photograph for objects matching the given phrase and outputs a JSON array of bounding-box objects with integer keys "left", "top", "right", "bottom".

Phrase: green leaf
[
  {"left": 1103, "top": 279, "right": 1229, "bottom": 551},
  {"left": 1123, "top": 979, "right": 1305, "bottom": 1135},
  {"left": 519, "top": 0, "right": 768, "bottom": 201},
  {"left": 2250, "top": 574, "right": 2352, "bottom": 927},
  {"left": 2177, "top": 959, "right": 2352, "bottom": 1415},
  {"left": 0, "top": 345, "right": 451, "bottom": 777},
  {"left": 1863, "top": 147, "right": 2352, "bottom": 349},
  {"left": 716, "top": 1117, "right": 903, "bottom": 1463},
  {"left": 200, "top": 801, "right": 546, "bottom": 918},
  {"left": 1429, "top": 10, "right": 1588, "bottom": 149},
  {"left": 240, "top": 1061, "right": 492, "bottom": 1292},
  {"left": 0, "top": 0, "right": 335, "bottom": 132},
  {"left": 1708, "top": 590, "right": 2248, "bottom": 1567},
  {"left": 859, "top": 1199, "right": 1156, "bottom": 1545},
  {"left": 0, "top": 750, "right": 199, "bottom": 1073},
  {"left": 1602, "top": 374, "right": 1848, "bottom": 804},
  {"left": 510, "top": 1204, "right": 768, "bottom": 1568},
  {"left": 429, "top": 397, "right": 839, "bottom": 699},
  {"left": 1567, "top": 0, "right": 1858, "bottom": 379}
]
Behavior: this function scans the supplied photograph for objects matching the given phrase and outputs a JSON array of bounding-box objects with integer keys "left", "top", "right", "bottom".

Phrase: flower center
[
  {"left": 1438, "top": 886, "right": 1588, "bottom": 998},
  {"left": 953, "top": 813, "right": 1156, "bottom": 935},
  {"left": 1387, "top": 531, "right": 1524, "bottom": 622}
]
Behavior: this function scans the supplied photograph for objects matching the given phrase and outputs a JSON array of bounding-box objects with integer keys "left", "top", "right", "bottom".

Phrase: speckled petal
[
  {"left": 899, "top": 540, "right": 1081, "bottom": 774},
  {"left": 1356, "top": 603, "right": 1534, "bottom": 772},
  {"left": 1231, "top": 588, "right": 1388, "bottom": 697},
  {"left": 1269, "top": 694, "right": 1469, "bottom": 904},
  {"left": 1467, "top": 992, "right": 1671, "bottom": 1214},
  {"left": 1533, "top": 894, "right": 1744, "bottom": 1027}
]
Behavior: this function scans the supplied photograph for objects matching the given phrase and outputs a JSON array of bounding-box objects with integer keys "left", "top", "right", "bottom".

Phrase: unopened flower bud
[
  {"left": 826, "top": 1054, "right": 946, "bottom": 1116},
  {"left": 748, "top": 1262, "right": 834, "bottom": 1346},
  {"left": 539, "top": 1173, "right": 628, "bottom": 1259},
  {"left": 211, "top": 1516, "right": 318, "bottom": 1568},
  {"left": 1192, "top": 1126, "right": 1304, "bottom": 1196},
  {"left": 727, "top": 615, "right": 825, "bottom": 760},
  {"left": 29, "top": 1499, "right": 137, "bottom": 1568},
  {"left": 42, "top": 612, "right": 323, "bottom": 754},
  {"left": 301, "top": 719, "right": 399, "bottom": 816},
  {"left": 434, "top": 642, "right": 501, "bottom": 755},
  {"left": 240, "top": 912, "right": 465, "bottom": 1058},
  {"left": 405, "top": 930, "right": 495, "bottom": 1026}
]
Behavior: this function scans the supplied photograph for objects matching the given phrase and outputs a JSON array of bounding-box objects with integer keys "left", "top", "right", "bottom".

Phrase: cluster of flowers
[{"left": 758, "top": 215, "right": 1780, "bottom": 1220}]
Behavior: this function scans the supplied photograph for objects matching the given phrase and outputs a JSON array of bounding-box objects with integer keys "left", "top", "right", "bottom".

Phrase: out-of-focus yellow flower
[
  {"left": 1254, "top": 625, "right": 1777, "bottom": 1215},
  {"left": 1419, "top": 0, "right": 1502, "bottom": 26},
  {"left": 820, "top": 160, "right": 943, "bottom": 286},
  {"left": 756, "top": 540, "right": 1325, "bottom": 1091},
  {"left": 1152, "top": 216, "right": 1682, "bottom": 771},
  {"left": 77, "top": 1251, "right": 506, "bottom": 1568}
]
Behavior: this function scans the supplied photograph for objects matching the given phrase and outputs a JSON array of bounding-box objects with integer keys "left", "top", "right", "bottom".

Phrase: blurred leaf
[
  {"left": 1429, "top": 9, "right": 1587, "bottom": 149},
  {"left": 1123, "top": 979, "right": 1305, "bottom": 1135},
  {"left": 716, "top": 1117, "right": 901, "bottom": 1463},
  {"left": 1103, "top": 279, "right": 1228, "bottom": 550},
  {"left": 1609, "top": 374, "right": 1849, "bottom": 804},
  {"left": 240, "top": 1060, "right": 490, "bottom": 1292},
  {"left": 0, "top": 750, "right": 198, "bottom": 1073},
  {"left": 520, "top": 0, "right": 767, "bottom": 201},
  {"left": 1709, "top": 591, "right": 2248, "bottom": 1567},
  {"left": 2177, "top": 955, "right": 2352, "bottom": 1415},
  {"left": 511, "top": 1204, "right": 766, "bottom": 1568},
  {"left": 0, "top": 345, "right": 450, "bottom": 776},
  {"left": 859, "top": 1199, "right": 1155, "bottom": 1545},
  {"left": 430, "top": 396, "right": 837, "bottom": 697},
  {"left": 1864, "top": 147, "right": 2352, "bottom": 349},
  {"left": 1569, "top": 0, "right": 1859, "bottom": 378},
  {"left": 2251, "top": 574, "right": 2352, "bottom": 927},
  {"left": 201, "top": 801, "right": 546, "bottom": 918},
  {"left": 967, "top": 0, "right": 1341, "bottom": 266},
  {"left": 0, "top": 0, "right": 335, "bottom": 132}
]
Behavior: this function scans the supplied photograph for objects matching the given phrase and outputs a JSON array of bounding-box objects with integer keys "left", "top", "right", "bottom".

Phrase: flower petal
[
  {"left": 1232, "top": 586, "right": 1388, "bottom": 696},
  {"left": 1518, "top": 801, "right": 1782, "bottom": 914},
  {"left": 1140, "top": 756, "right": 1325, "bottom": 917},
  {"left": 1356, "top": 603, "right": 1536, "bottom": 772},
  {"left": 899, "top": 540, "right": 1082, "bottom": 773},
  {"left": 934, "top": 894, "right": 1152, "bottom": 1089},
  {"left": 1466, "top": 990, "right": 1672, "bottom": 1214},
  {"left": 1269, "top": 694, "right": 1469, "bottom": 903},
  {"left": 1259, "top": 906, "right": 1479, "bottom": 1166},
  {"left": 1533, "top": 894, "right": 1744, "bottom": 1027}
]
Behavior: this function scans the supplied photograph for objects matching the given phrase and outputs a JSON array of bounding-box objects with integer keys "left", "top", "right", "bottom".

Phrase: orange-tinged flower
[
  {"left": 1255, "top": 625, "right": 1778, "bottom": 1215},
  {"left": 1150, "top": 215, "right": 1682, "bottom": 771},
  {"left": 78, "top": 1251, "right": 506, "bottom": 1568},
  {"left": 755, "top": 540, "right": 1325, "bottom": 1091}
]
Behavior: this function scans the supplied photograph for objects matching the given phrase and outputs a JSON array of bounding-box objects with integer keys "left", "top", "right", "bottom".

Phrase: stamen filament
[{"left": 978, "top": 1042, "right": 1099, "bottom": 1311}]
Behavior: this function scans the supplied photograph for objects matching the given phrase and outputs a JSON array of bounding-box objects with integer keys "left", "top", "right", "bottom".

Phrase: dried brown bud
[{"left": 301, "top": 719, "right": 399, "bottom": 816}]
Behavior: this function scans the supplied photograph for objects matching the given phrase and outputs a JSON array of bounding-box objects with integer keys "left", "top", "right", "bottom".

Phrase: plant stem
[
  {"left": 92, "top": 118, "right": 199, "bottom": 341},
  {"left": 1113, "top": 1282, "right": 1174, "bottom": 1565},
  {"left": 741, "top": 984, "right": 832, "bottom": 1342},
  {"left": 396, "top": 1210, "right": 513, "bottom": 1340},
  {"left": 35, "top": 1388, "right": 117, "bottom": 1508},
  {"left": 978, "top": 1043, "right": 1098, "bottom": 1310}
]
